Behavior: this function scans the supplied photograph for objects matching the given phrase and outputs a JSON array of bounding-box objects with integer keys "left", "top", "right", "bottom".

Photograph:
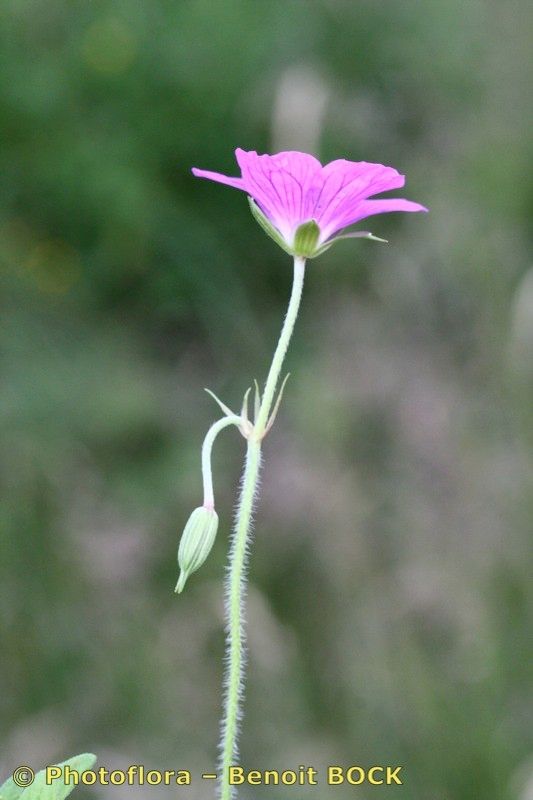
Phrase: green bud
[{"left": 175, "top": 506, "right": 219, "bottom": 593}]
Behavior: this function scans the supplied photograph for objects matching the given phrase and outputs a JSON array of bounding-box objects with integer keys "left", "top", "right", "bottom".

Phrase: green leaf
[
  {"left": 248, "top": 198, "right": 293, "bottom": 255},
  {"left": 0, "top": 777, "right": 27, "bottom": 800},
  {"left": 17, "top": 754, "right": 97, "bottom": 800}
]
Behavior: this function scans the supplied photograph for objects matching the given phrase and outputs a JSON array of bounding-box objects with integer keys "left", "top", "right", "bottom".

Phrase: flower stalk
[
  {"left": 202, "top": 415, "right": 243, "bottom": 509},
  {"left": 218, "top": 256, "right": 306, "bottom": 800}
]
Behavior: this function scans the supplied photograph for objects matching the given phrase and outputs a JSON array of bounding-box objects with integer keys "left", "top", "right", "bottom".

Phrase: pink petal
[
  {"left": 236, "top": 149, "right": 322, "bottom": 239},
  {"left": 316, "top": 161, "right": 406, "bottom": 238},
  {"left": 323, "top": 198, "right": 428, "bottom": 241},
  {"left": 349, "top": 197, "right": 428, "bottom": 222},
  {"left": 269, "top": 150, "right": 323, "bottom": 219},
  {"left": 191, "top": 167, "right": 245, "bottom": 191}
]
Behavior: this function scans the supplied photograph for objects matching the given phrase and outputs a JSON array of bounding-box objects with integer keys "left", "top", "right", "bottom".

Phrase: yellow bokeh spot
[
  {"left": 82, "top": 17, "right": 137, "bottom": 75},
  {"left": 24, "top": 240, "right": 81, "bottom": 294}
]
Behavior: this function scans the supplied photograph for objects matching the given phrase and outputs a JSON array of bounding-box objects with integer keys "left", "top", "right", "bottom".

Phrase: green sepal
[
  {"left": 1, "top": 754, "right": 98, "bottom": 800},
  {"left": 293, "top": 220, "right": 320, "bottom": 258},
  {"left": 248, "top": 198, "right": 293, "bottom": 255},
  {"left": 330, "top": 230, "right": 388, "bottom": 244},
  {"left": 310, "top": 240, "right": 335, "bottom": 258},
  {"left": 311, "top": 230, "right": 388, "bottom": 259}
]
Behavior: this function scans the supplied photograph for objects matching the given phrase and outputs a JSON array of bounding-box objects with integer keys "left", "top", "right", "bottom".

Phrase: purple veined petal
[
  {"left": 236, "top": 149, "right": 323, "bottom": 239},
  {"left": 319, "top": 159, "right": 405, "bottom": 194},
  {"left": 269, "top": 150, "right": 323, "bottom": 220},
  {"left": 349, "top": 197, "right": 428, "bottom": 222},
  {"left": 235, "top": 150, "right": 290, "bottom": 236},
  {"left": 321, "top": 197, "right": 429, "bottom": 241},
  {"left": 315, "top": 161, "right": 406, "bottom": 235},
  {"left": 191, "top": 167, "right": 246, "bottom": 191},
  {"left": 311, "top": 166, "right": 347, "bottom": 222}
]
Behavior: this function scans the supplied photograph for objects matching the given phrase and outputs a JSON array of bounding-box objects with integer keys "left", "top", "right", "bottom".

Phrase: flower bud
[{"left": 175, "top": 506, "right": 219, "bottom": 593}]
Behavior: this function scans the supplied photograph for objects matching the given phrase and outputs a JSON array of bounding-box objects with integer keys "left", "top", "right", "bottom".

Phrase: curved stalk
[
  {"left": 218, "top": 256, "right": 306, "bottom": 800},
  {"left": 202, "top": 415, "right": 243, "bottom": 509}
]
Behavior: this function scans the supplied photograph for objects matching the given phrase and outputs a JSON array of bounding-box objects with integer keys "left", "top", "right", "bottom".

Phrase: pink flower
[{"left": 192, "top": 149, "right": 427, "bottom": 258}]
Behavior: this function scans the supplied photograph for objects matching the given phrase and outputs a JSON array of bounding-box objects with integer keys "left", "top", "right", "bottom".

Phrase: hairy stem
[
  {"left": 218, "top": 256, "right": 306, "bottom": 800},
  {"left": 218, "top": 438, "right": 261, "bottom": 800}
]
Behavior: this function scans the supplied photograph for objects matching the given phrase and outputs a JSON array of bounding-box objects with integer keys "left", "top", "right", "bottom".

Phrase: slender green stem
[
  {"left": 202, "top": 415, "right": 243, "bottom": 509},
  {"left": 218, "top": 256, "right": 306, "bottom": 800},
  {"left": 218, "top": 437, "right": 261, "bottom": 800},
  {"left": 254, "top": 255, "right": 306, "bottom": 438}
]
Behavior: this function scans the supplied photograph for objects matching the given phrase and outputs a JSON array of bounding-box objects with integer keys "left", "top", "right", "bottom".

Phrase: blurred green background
[{"left": 1, "top": 1, "right": 532, "bottom": 798}]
